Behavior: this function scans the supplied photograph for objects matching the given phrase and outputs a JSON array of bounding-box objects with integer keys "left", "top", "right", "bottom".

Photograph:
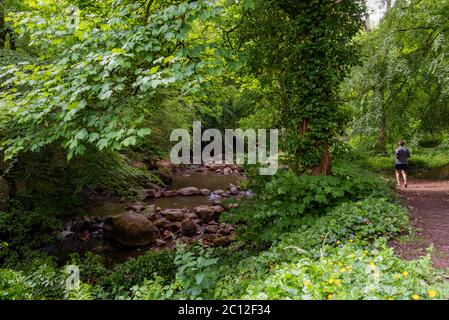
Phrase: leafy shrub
[
  {"left": 67, "top": 249, "right": 176, "bottom": 299},
  {"left": 0, "top": 204, "right": 62, "bottom": 265},
  {"left": 173, "top": 244, "right": 220, "bottom": 299},
  {"left": 0, "top": 259, "right": 65, "bottom": 300},
  {"left": 210, "top": 198, "right": 410, "bottom": 299},
  {"left": 277, "top": 197, "right": 409, "bottom": 257},
  {"left": 64, "top": 282, "right": 95, "bottom": 300},
  {"left": 0, "top": 269, "right": 33, "bottom": 300},
  {"left": 121, "top": 245, "right": 223, "bottom": 300},
  {"left": 243, "top": 240, "right": 449, "bottom": 300},
  {"left": 418, "top": 136, "right": 441, "bottom": 148},
  {"left": 223, "top": 163, "right": 390, "bottom": 242},
  {"left": 127, "top": 275, "right": 176, "bottom": 300}
]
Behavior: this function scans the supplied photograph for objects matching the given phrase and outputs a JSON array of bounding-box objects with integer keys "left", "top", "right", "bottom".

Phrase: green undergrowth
[
  {"left": 222, "top": 162, "right": 392, "bottom": 242},
  {"left": 3, "top": 192, "right": 449, "bottom": 300}
]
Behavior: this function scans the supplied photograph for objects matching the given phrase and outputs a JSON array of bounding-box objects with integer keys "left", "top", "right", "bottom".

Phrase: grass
[{"left": 361, "top": 146, "right": 449, "bottom": 173}]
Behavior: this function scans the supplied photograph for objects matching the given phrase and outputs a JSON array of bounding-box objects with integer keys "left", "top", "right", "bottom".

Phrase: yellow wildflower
[
  {"left": 303, "top": 280, "right": 311, "bottom": 287},
  {"left": 328, "top": 278, "right": 335, "bottom": 284},
  {"left": 394, "top": 274, "right": 402, "bottom": 280},
  {"left": 349, "top": 239, "right": 353, "bottom": 243},
  {"left": 403, "top": 271, "right": 409, "bottom": 278},
  {"left": 411, "top": 294, "right": 420, "bottom": 300},
  {"left": 340, "top": 268, "right": 347, "bottom": 273},
  {"left": 338, "top": 262, "right": 343, "bottom": 267},
  {"left": 327, "top": 294, "right": 333, "bottom": 300},
  {"left": 428, "top": 290, "right": 437, "bottom": 298},
  {"left": 337, "top": 240, "right": 341, "bottom": 244},
  {"left": 335, "top": 279, "right": 342, "bottom": 286},
  {"left": 349, "top": 254, "right": 356, "bottom": 259}
]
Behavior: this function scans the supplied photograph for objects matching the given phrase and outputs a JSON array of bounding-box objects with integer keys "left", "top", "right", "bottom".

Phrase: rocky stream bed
[{"left": 47, "top": 162, "right": 252, "bottom": 263}]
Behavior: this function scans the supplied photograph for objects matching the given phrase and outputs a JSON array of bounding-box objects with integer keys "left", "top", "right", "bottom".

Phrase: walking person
[{"left": 395, "top": 140, "right": 410, "bottom": 188}]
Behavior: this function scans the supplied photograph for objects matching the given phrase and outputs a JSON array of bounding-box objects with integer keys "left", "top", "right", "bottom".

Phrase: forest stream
[{"left": 47, "top": 163, "right": 252, "bottom": 264}]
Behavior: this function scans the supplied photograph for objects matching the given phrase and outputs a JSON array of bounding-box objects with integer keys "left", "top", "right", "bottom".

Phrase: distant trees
[{"left": 344, "top": 0, "right": 449, "bottom": 150}]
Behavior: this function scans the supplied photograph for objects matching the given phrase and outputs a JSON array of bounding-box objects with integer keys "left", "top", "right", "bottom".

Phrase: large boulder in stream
[
  {"left": 104, "top": 212, "right": 159, "bottom": 246},
  {"left": 177, "top": 187, "right": 200, "bottom": 196}
]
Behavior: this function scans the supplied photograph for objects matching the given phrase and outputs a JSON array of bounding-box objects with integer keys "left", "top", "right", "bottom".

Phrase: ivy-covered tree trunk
[{"left": 238, "top": 0, "right": 363, "bottom": 176}]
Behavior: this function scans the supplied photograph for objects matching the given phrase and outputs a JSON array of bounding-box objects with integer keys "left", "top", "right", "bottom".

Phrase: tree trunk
[
  {"left": 311, "top": 140, "right": 332, "bottom": 176},
  {"left": 363, "top": 0, "right": 371, "bottom": 32},
  {"left": 296, "top": 118, "right": 332, "bottom": 176}
]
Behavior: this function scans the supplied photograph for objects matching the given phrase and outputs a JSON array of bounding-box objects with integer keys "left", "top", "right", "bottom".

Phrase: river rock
[
  {"left": 206, "top": 224, "right": 219, "bottom": 234},
  {"left": 103, "top": 212, "right": 159, "bottom": 246},
  {"left": 181, "top": 220, "right": 197, "bottom": 236},
  {"left": 218, "top": 226, "right": 232, "bottom": 236},
  {"left": 141, "top": 204, "right": 157, "bottom": 220},
  {"left": 156, "top": 160, "right": 173, "bottom": 185},
  {"left": 143, "top": 189, "right": 158, "bottom": 199},
  {"left": 161, "top": 208, "right": 187, "bottom": 221},
  {"left": 194, "top": 205, "right": 215, "bottom": 222},
  {"left": 211, "top": 205, "right": 224, "bottom": 219},
  {"left": 162, "top": 190, "right": 178, "bottom": 197},
  {"left": 127, "top": 203, "right": 144, "bottom": 212},
  {"left": 229, "top": 187, "right": 239, "bottom": 195},
  {"left": 200, "top": 188, "right": 211, "bottom": 196},
  {"left": 177, "top": 187, "right": 200, "bottom": 196},
  {"left": 212, "top": 235, "right": 233, "bottom": 247},
  {"left": 212, "top": 189, "right": 225, "bottom": 195},
  {"left": 169, "top": 222, "right": 181, "bottom": 233},
  {"left": 154, "top": 218, "right": 170, "bottom": 229}
]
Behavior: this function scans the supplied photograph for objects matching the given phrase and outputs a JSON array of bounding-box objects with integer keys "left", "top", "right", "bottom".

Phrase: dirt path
[{"left": 389, "top": 179, "right": 449, "bottom": 270}]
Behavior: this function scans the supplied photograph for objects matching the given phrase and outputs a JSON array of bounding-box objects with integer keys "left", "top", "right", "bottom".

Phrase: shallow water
[
  {"left": 172, "top": 171, "right": 243, "bottom": 190},
  {"left": 85, "top": 171, "right": 245, "bottom": 214},
  {"left": 147, "top": 172, "right": 244, "bottom": 209}
]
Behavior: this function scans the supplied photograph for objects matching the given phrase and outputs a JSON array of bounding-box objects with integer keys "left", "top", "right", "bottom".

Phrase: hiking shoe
[{"left": 404, "top": 183, "right": 408, "bottom": 188}]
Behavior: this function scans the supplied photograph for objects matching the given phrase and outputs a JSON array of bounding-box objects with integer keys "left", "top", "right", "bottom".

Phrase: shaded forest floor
[{"left": 390, "top": 179, "right": 449, "bottom": 270}]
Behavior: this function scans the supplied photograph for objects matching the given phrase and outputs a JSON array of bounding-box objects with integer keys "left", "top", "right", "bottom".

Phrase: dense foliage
[
  {"left": 2, "top": 0, "right": 449, "bottom": 302},
  {"left": 237, "top": 0, "right": 363, "bottom": 174},
  {"left": 223, "top": 163, "right": 390, "bottom": 242},
  {"left": 343, "top": 0, "right": 449, "bottom": 153},
  {"left": 2, "top": 195, "right": 448, "bottom": 300}
]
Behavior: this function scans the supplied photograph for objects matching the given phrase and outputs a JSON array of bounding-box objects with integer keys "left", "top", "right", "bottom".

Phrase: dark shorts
[{"left": 395, "top": 163, "right": 407, "bottom": 171}]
